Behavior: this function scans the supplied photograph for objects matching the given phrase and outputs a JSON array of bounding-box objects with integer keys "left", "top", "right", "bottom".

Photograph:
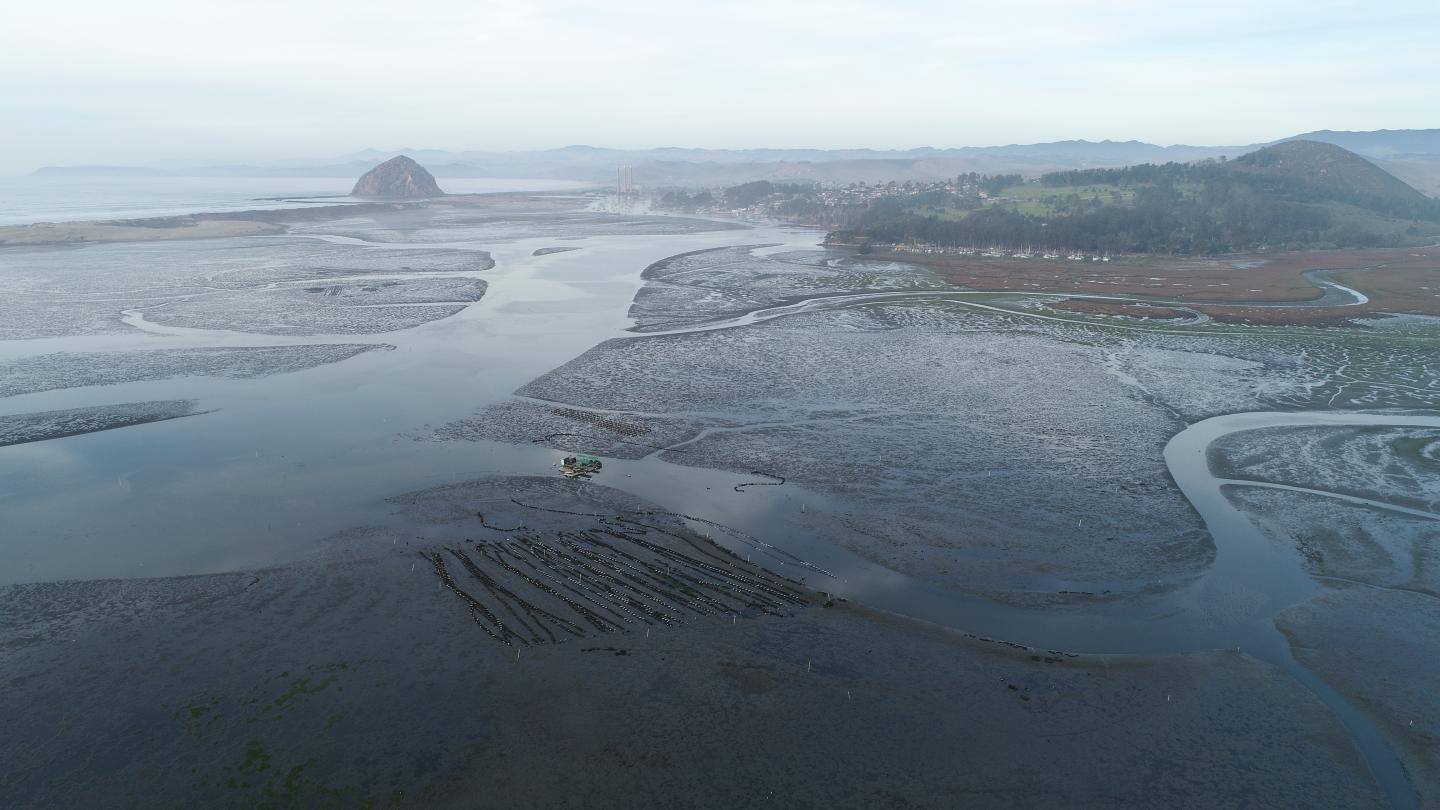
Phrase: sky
[{"left": 2, "top": 0, "right": 1437, "bottom": 173}]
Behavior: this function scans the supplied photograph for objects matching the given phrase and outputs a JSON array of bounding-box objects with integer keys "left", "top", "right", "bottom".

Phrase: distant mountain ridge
[
  {"left": 1284, "top": 129, "right": 1440, "bottom": 158},
  {"left": 29, "top": 129, "right": 1440, "bottom": 196}
]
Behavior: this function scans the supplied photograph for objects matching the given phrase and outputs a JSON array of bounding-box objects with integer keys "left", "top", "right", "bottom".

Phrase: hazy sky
[{"left": 3, "top": 0, "right": 1437, "bottom": 172}]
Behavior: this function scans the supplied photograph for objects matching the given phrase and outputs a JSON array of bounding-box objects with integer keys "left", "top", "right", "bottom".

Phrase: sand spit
[
  {"left": 0, "top": 193, "right": 583, "bottom": 247},
  {"left": 0, "top": 218, "right": 284, "bottom": 246},
  {"left": 0, "top": 345, "right": 386, "bottom": 399},
  {"left": 0, "top": 400, "right": 209, "bottom": 447}
]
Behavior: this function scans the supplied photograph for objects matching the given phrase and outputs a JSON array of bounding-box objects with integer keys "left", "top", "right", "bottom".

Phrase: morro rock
[{"left": 351, "top": 155, "right": 443, "bottom": 198}]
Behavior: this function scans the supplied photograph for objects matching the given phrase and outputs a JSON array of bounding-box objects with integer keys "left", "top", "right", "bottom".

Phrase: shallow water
[
  {"left": 3, "top": 224, "right": 1432, "bottom": 641},
  {"left": 0, "top": 222, "right": 823, "bottom": 582},
  {"left": 1, "top": 207, "right": 1435, "bottom": 806}
]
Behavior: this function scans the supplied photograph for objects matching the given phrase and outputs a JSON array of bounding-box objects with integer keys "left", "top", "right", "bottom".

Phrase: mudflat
[{"left": 0, "top": 477, "right": 1386, "bottom": 809}]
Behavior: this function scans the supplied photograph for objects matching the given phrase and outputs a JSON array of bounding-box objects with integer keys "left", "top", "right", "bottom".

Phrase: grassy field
[
  {"left": 1317, "top": 200, "right": 1440, "bottom": 241},
  {"left": 916, "top": 182, "right": 1146, "bottom": 220},
  {"left": 990, "top": 182, "right": 1135, "bottom": 215}
]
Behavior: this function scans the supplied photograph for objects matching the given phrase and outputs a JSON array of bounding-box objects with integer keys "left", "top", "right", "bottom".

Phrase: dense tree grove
[
  {"left": 1045, "top": 160, "right": 1440, "bottom": 224},
  {"left": 851, "top": 162, "right": 1440, "bottom": 254},
  {"left": 652, "top": 151, "right": 1439, "bottom": 255},
  {"left": 656, "top": 189, "right": 714, "bottom": 209},
  {"left": 855, "top": 182, "right": 1349, "bottom": 254},
  {"left": 723, "top": 181, "right": 815, "bottom": 208},
  {"left": 658, "top": 181, "right": 817, "bottom": 212}
]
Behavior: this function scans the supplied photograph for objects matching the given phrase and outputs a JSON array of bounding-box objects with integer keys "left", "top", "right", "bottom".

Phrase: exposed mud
[
  {"left": 0, "top": 345, "right": 385, "bottom": 398},
  {"left": 0, "top": 400, "right": 209, "bottom": 447}
]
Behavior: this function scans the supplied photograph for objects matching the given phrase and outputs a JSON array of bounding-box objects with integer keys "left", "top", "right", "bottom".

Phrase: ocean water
[{"left": 0, "top": 174, "right": 590, "bottom": 226}]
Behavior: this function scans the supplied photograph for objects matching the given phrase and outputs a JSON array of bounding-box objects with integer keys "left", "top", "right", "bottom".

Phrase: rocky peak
[{"left": 351, "top": 156, "right": 443, "bottom": 198}]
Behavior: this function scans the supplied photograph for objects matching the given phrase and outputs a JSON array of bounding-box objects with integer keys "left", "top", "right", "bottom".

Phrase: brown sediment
[
  {"left": 1336, "top": 265, "right": 1440, "bottom": 316},
  {"left": 1048, "top": 299, "right": 1190, "bottom": 320},
  {"left": 1188, "top": 305, "right": 1377, "bottom": 326},
  {"left": 871, "top": 245, "right": 1440, "bottom": 325}
]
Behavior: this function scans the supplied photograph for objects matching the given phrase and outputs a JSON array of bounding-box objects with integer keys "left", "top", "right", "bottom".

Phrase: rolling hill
[
  {"left": 1228, "top": 140, "right": 1431, "bottom": 209},
  {"left": 840, "top": 141, "right": 1440, "bottom": 254}
]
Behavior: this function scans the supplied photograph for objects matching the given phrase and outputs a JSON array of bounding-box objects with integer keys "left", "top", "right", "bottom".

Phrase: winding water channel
[{"left": 4, "top": 222, "right": 1435, "bottom": 806}]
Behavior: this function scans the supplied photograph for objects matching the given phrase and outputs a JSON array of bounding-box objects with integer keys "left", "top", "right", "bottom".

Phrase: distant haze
[{"left": 2, "top": 0, "right": 1437, "bottom": 175}]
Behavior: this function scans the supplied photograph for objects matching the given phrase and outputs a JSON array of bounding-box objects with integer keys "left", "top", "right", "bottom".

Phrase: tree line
[{"left": 849, "top": 164, "right": 1439, "bottom": 254}]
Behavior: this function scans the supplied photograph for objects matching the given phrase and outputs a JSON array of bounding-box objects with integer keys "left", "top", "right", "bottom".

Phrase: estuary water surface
[{"left": 1, "top": 203, "right": 1433, "bottom": 806}]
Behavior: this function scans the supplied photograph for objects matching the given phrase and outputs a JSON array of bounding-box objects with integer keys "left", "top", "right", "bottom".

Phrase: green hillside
[
  {"left": 843, "top": 142, "right": 1440, "bottom": 254},
  {"left": 1229, "top": 140, "right": 1431, "bottom": 209}
]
